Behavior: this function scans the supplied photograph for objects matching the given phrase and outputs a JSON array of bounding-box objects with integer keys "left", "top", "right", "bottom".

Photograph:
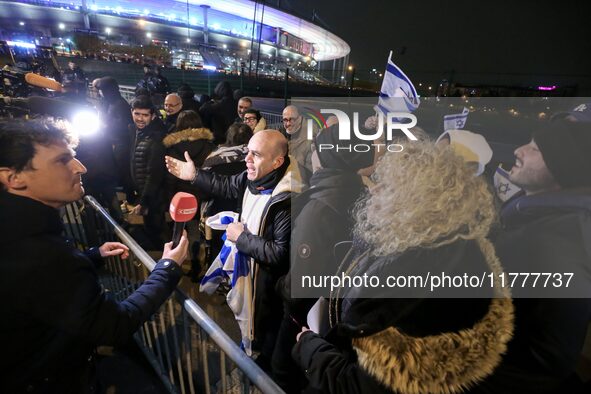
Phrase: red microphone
[{"left": 169, "top": 192, "right": 198, "bottom": 248}]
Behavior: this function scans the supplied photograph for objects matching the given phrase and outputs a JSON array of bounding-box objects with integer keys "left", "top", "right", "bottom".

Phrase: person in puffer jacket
[{"left": 129, "top": 95, "right": 167, "bottom": 250}]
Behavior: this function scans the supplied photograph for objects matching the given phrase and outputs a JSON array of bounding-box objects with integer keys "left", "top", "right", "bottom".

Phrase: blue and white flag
[
  {"left": 200, "top": 216, "right": 253, "bottom": 355},
  {"left": 444, "top": 107, "right": 470, "bottom": 131},
  {"left": 493, "top": 164, "right": 522, "bottom": 203},
  {"left": 376, "top": 51, "right": 420, "bottom": 115}
]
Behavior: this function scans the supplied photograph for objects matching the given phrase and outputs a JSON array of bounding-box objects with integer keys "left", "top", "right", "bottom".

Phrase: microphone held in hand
[{"left": 169, "top": 192, "right": 198, "bottom": 248}]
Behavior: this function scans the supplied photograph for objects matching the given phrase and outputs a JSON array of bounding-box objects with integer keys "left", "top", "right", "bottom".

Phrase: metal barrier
[
  {"left": 63, "top": 196, "right": 285, "bottom": 394},
  {"left": 260, "top": 111, "right": 283, "bottom": 130},
  {"left": 119, "top": 85, "right": 137, "bottom": 103}
]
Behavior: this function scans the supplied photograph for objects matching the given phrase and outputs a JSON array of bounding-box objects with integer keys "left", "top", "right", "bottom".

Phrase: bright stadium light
[
  {"left": 19, "top": 21, "right": 25, "bottom": 26},
  {"left": 105, "top": 27, "right": 112, "bottom": 34},
  {"left": 146, "top": 32, "right": 152, "bottom": 38},
  {"left": 186, "top": 38, "right": 191, "bottom": 43},
  {"left": 58, "top": 23, "right": 65, "bottom": 30}
]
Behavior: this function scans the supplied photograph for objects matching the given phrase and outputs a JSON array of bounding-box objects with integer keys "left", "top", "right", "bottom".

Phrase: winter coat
[
  {"left": 292, "top": 238, "right": 514, "bottom": 394},
  {"left": 190, "top": 158, "right": 304, "bottom": 342},
  {"left": 162, "top": 127, "right": 215, "bottom": 199},
  {"left": 199, "top": 82, "right": 237, "bottom": 144},
  {"left": 483, "top": 188, "right": 591, "bottom": 393},
  {"left": 0, "top": 191, "right": 183, "bottom": 393},
  {"left": 278, "top": 169, "right": 366, "bottom": 322},
  {"left": 130, "top": 118, "right": 167, "bottom": 209}
]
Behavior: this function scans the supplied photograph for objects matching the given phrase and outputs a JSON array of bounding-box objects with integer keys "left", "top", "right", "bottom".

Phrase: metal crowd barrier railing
[
  {"left": 61, "top": 196, "right": 285, "bottom": 394},
  {"left": 260, "top": 111, "right": 283, "bottom": 130}
]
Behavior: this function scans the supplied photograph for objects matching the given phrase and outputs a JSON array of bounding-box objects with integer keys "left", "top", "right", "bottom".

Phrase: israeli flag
[
  {"left": 200, "top": 217, "right": 253, "bottom": 355},
  {"left": 444, "top": 107, "right": 470, "bottom": 131},
  {"left": 376, "top": 51, "right": 420, "bottom": 115},
  {"left": 493, "top": 164, "right": 522, "bottom": 203}
]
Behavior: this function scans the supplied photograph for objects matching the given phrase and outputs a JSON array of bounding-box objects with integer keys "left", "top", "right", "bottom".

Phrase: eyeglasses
[
  {"left": 244, "top": 117, "right": 257, "bottom": 122},
  {"left": 282, "top": 117, "right": 298, "bottom": 123}
]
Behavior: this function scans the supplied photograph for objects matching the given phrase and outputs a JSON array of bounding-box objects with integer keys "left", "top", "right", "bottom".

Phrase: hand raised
[{"left": 165, "top": 151, "right": 196, "bottom": 181}]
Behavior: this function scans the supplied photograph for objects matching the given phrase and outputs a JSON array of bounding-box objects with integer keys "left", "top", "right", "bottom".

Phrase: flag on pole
[
  {"left": 376, "top": 51, "right": 420, "bottom": 115},
  {"left": 444, "top": 107, "right": 470, "bottom": 131}
]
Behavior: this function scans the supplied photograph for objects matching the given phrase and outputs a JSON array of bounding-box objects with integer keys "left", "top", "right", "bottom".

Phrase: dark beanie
[
  {"left": 314, "top": 124, "right": 374, "bottom": 171},
  {"left": 533, "top": 121, "right": 591, "bottom": 188}
]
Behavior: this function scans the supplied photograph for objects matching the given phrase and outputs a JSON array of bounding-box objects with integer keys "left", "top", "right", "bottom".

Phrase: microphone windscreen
[
  {"left": 24, "top": 72, "right": 64, "bottom": 92},
  {"left": 169, "top": 192, "right": 198, "bottom": 223}
]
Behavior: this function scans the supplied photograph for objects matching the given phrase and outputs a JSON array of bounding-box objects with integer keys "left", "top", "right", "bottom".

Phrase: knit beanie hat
[{"left": 533, "top": 121, "right": 591, "bottom": 188}]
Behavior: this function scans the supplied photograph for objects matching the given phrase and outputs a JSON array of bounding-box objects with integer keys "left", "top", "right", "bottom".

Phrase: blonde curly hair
[{"left": 353, "top": 141, "right": 496, "bottom": 256}]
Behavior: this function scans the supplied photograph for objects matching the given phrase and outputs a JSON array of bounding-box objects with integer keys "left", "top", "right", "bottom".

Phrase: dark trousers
[{"left": 271, "top": 311, "right": 306, "bottom": 393}]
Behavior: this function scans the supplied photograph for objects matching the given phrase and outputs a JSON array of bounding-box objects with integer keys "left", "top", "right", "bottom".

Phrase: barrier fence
[{"left": 62, "top": 196, "right": 284, "bottom": 394}]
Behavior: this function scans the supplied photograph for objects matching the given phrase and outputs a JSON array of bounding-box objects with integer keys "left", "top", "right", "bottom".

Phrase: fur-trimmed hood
[
  {"left": 162, "top": 127, "right": 213, "bottom": 147},
  {"left": 348, "top": 238, "right": 514, "bottom": 394}
]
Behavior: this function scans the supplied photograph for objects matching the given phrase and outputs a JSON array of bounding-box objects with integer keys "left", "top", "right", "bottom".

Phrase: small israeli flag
[
  {"left": 493, "top": 164, "right": 522, "bottom": 203},
  {"left": 376, "top": 51, "right": 420, "bottom": 115},
  {"left": 444, "top": 107, "right": 470, "bottom": 131}
]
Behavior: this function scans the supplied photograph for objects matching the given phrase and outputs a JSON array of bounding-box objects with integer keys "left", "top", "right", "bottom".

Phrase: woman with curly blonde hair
[{"left": 292, "top": 142, "right": 514, "bottom": 394}]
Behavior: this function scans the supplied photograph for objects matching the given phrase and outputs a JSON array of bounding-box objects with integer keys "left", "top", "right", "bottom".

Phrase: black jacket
[
  {"left": 130, "top": 118, "right": 167, "bottom": 208},
  {"left": 292, "top": 239, "right": 514, "bottom": 394},
  {"left": 162, "top": 127, "right": 215, "bottom": 199},
  {"left": 0, "top": 192, "right": 183, "bottom": 393},
  {"left": 279, "top": 169, "right": 366, "bottom": 322},
  {"left": 483, "top": 189, "right": 591, "bottom": 394},
  {"left": 191, "top": 160, "right": 303, "bottom": 341},
  {"left": 199, "top": 82, "right": 237, "bottom": 144}
]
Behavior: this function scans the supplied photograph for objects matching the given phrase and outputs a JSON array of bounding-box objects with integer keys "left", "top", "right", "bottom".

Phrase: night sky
[{"left": 288, "top": 0, "right": 591, "bottom": 79}]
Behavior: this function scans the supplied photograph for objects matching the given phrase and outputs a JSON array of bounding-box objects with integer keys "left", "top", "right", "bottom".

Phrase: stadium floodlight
[
  {"left": 105, "top": 27, "right": 112, "bottom": 34},
  {"left": 223, "top": 44, "right": 227, "bottom": 49},
  {"left": 186, "top": 38, "right": 191, "bottom": 43},
  {"left": 58, "top": 23, "right": 65, "bottom": 30},
  {"left": 19, "top": 21, "right": 25, "bottom": 26},
  {"left": 203, "top": 65, "right": 216, "bottom": 71},
  {"left": 146, "top": 32, "right": 152, "bottom": 38}
]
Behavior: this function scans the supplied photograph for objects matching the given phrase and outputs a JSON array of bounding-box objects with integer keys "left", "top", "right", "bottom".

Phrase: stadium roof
[{"left": 180, "top": 0, "right": 350, "bottom": 61}]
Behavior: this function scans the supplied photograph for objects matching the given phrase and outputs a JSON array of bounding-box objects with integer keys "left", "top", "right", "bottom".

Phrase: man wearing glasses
[
  {"left": 281, "top": 105, "right": 317, "bottom": 184},
  {"left": 163, "top": 93, "right": 183, "bottom": 134},
  {"left": 243, "top": 109, "right": 267, "bottom": 133}
]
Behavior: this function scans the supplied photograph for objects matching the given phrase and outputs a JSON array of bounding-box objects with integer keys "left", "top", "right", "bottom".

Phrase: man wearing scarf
[{"left": 165, "top": 130, "right": 303, "bottom": 369}]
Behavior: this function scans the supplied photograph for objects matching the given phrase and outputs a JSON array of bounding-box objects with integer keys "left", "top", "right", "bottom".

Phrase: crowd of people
[{"left": 0, "top": 68, "right": 590, "bottom": 394}]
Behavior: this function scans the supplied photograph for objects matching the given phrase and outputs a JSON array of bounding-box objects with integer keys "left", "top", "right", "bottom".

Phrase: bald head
[
  {"left": 164, "top": 93, "right": 182, "bottom": 116},
  {"left": 246, "top": 130, "right": 288, "bottom": 181},
  {"left": 282, "top": 105, "right": 302, "bottom": 134}
]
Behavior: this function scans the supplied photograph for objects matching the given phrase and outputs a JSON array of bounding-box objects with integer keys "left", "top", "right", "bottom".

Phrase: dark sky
[{"left": 285, "top": 0, "right": 591, "bottom": 81}]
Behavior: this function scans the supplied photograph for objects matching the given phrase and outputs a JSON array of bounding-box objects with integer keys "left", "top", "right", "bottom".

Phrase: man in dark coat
[
  {"left": 165, "top": 130, "right": 303, "bottom": 368},
  {"left": 272, "top": 124, "right": 374, "bottom": 392},
  {"left": 163, "top": 93, "right": 184, "bottom": 134},
  {"left": 199, "top": 81, "right": 237, "bottom": 144},
  {"left": 94, "top": 76, "right": 134, "bottom": 197},
  {"left": 0, "top": 118, "right": 188, "bottom": 394},
  {"left": 129, "top": 95, "right": 168, "bottom": 249},
  {"left": 483, "top": 120, "right": 591, "bottom": 393}
]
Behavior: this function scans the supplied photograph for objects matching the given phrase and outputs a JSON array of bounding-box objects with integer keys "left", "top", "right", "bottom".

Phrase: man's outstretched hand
[
  {"left": 99, "top": 242, "right": 130, "bottom": 259},
  {"left": 165, "top": 151, "right": 197, "bottom": 181}
]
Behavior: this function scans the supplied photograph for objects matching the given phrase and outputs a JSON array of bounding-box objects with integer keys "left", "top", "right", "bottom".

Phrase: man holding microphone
[{"left": 0, "top": 118, "right": 188, "bottom": 393}]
